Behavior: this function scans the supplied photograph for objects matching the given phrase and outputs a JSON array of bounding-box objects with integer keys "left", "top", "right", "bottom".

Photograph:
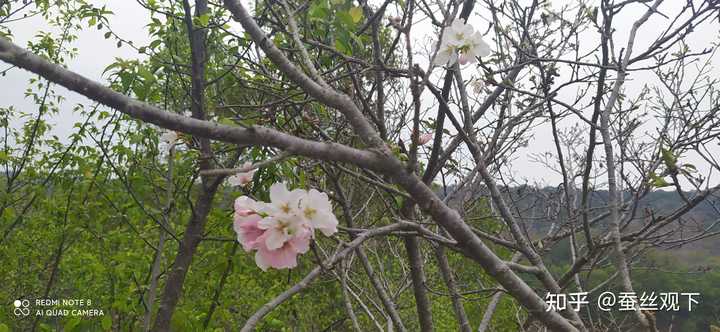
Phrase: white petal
[
  {"left": 471, "top": 34, "right": 491, "bottom": 57},
  {"left": 450, "top": 18, "right": 465, "bottom": 32},
  {"left": 160, "top": 131, "right": 178, "bottom": 145},
  {"left": 433, "top": 49, "right": 450, "bottom": 65},
  {"left": 305, "top": 189, "right": 332, "bottom": 212},
  {"left": 257, "top": 217, "right": 277, "bottom": 230},
  {"left": 269, "top": 182, "right": 290, "bottom": 202},
  {"left": 227, "top": 174, "right": 242, "bottom": 186},
  {"left": 312, "top": 212, "right": 339, "bottom": 236},
  {"left": 269, "top": 183, "right": 304, "bottom": 211},
  {"left": 234, "top": 196, "right": 261, "bottom": 212},
  {"left": 434, "top": 47, "right": 458, "bottom": 66},
  {"left": 264, "top": 229, "right": 287, "bottom": 250},
  {"left": 440, "top": 30, "right": 460, "bottom": 47}
]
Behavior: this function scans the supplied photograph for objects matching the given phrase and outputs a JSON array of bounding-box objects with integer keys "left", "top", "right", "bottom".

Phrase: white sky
[{"left": 1, "top": 0, "right": 718, "bottom": 188}]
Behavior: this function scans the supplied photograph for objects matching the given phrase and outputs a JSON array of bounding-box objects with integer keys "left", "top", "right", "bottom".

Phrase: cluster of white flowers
[
  {"left": 434, "top": 19, "right": 491, "bottom": 66},
  {"left": 233, "top": 183, "right": 339, "bottom": 270}
]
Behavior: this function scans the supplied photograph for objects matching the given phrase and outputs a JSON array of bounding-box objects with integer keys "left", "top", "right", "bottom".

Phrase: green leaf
[
  {"left": 661, "top": 147, "right": 677, "bottom": 170},
  {"left": 349, "top": 6, "right": 363, "bottom": 23},
  {"left": 218, "top": 118, "right": 236, "bottom": 126},
  {"left": 309, "top": 4, "right": 330, "bottom": 20},
  {"left": 196, "top": 13, "right": 210, "bottom": 27},
  {"left": 101, "top": 316, "right": 112, "bottom": 330},
  {"left": 138, "top": 67, "right": 155, "bottom": 84},
  {"left": 149, "top": 39, "right": 162, "bottom": 49},
  {"left": 4, "top": 207, "right": 15, "bottom": 220},
  {"left": 649, "top": 172, "right": 671, "bottom": 188},
  {"left": 0, "top": 323, "right": 9, "bottom": 332},
  {"left": 335, "top": 11, "right": 355, "bottom": 28},
  {"left": 334, "top": 38, "right": 350, "bottom": 55},
  {"left": 102, "top": 62, "right": 120, "bottom": 75},
  {"left": 64, "top": 317, "right": 81, "bottom": 332}
]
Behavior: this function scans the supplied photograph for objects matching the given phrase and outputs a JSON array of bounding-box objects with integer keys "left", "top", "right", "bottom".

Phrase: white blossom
[
  {"left": 298, "top": 189, "right": 339, "bottom": 236},
  {"left": 256, "top": 182, "right": 305, "bottom": 217},
  {"left": 433, "top": 19, "right": 491, "bottom": 66},
  {"left": 389, "top": 16, "right": 402, "bottom": 28},
  {"left": 227, "top": 161, "right": 256, "bottom": 187},
  {"left": 258, "top": 213, "right": 307, "bottom": 250},
  {"left": 159, "top": 130, "right": 179, "bottom": 154}
]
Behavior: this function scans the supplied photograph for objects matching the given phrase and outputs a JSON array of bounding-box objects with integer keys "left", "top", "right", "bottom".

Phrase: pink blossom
[
  {"left": 418, "top": 133, "right": 433, "bottom": 145},
  {"left": 254, "top": 227, "right": 311, "bottom": 271},
  {"left": 233, "top": 214, "right": 264, "bottom": 252},
  {"left": 231, "top": 183, "right": 340, "bottom": 271}
]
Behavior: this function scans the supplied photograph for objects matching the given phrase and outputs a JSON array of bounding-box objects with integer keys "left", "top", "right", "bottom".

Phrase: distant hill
[{"left": 443, "top": 184, "right": 720, "bottom": 257}]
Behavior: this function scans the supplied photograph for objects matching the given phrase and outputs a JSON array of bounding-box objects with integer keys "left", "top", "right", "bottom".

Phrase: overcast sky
[{"left": 1, "top": 0, "right": 718, "bottom": 188}]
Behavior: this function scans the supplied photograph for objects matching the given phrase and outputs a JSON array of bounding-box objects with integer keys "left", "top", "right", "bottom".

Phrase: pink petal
[
  {"left": 234, "top": 196, "right": 258, "bottom": 215},
  {"left": 418, "top": 133, "right": 433, "bottom": 145},
  {"left": 233, "top": 214, "right": 264, "bottom": 252},
  {"left": 238, "top": 173, "right": 253, "bottom": 185},
  {"left": 235, "top": 209, "right": 254, "bottom": 218},
  {"left": 255, "top": 243, "right": 300, "bottom": 270},
  {"left": 289, "top": 228, "right": 312, "bottom": 254}
]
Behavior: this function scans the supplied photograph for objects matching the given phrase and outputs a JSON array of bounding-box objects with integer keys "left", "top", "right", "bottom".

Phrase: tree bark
[{"left": 404, "top": 235, "right": 434, "bottom": 332}]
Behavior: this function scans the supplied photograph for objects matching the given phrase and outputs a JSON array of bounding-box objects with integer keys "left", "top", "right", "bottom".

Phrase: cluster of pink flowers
[{"left": 232, "top": 183, "right": 339, "bottom": 271}]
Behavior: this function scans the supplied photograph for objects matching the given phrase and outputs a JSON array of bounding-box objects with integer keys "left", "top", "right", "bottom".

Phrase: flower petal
[
  {"left": 233, "top": 214, "right": 264, "bottom": 252},
  {"left": 263, "top": 228, "right": 288, "bottom": 250},
  {"left": 234, "top": 196, "right": 260, "bottom": 215},
  {"left": 255, "top": 244, "right": 299, "bottom": 270},
  {"left": 418, "top": 133, "right": 433, "bottom": 145},
  {"left": 290, "top": 228, "right": 312, "bottom": 254},
  {"left": 311, "top": 211, "right": 339, "bottom": 236}
]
